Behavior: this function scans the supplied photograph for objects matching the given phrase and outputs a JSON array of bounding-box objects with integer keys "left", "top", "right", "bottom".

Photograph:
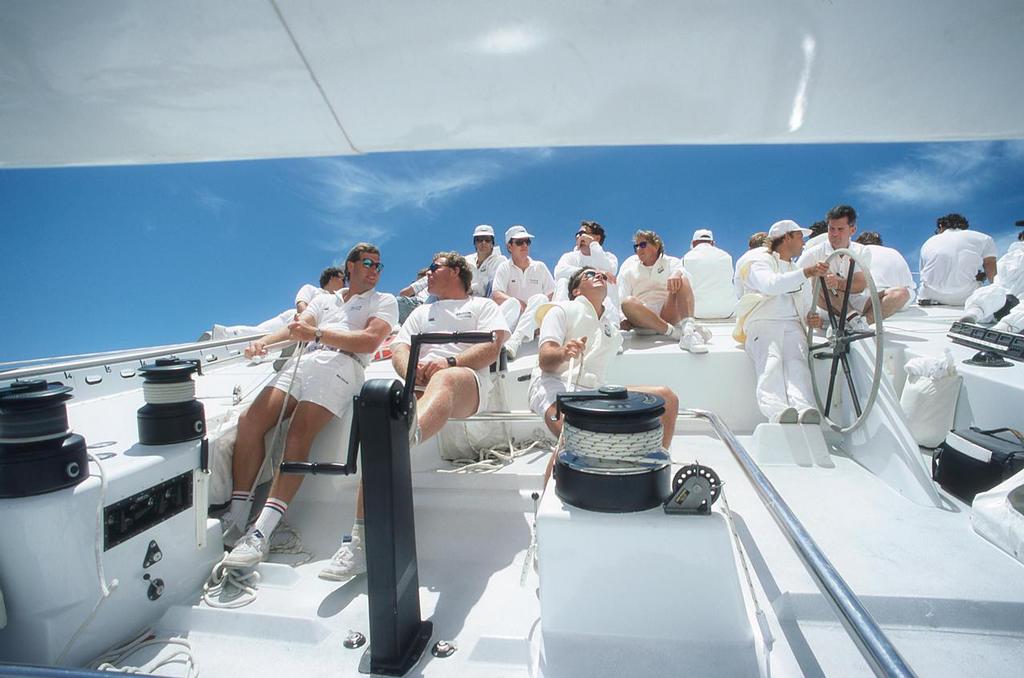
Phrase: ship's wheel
[{"left": 806, "top": 247, "right": 884, "bottom": 433}]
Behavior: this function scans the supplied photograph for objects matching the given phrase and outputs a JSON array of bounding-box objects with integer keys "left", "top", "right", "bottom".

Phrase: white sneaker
[
  {"left": 798, "top": 408, "right": 821, "bottom": 425},
  {"left": 845, "top": 313, "right": 870, "bottom": 333},
  {"left": 694, "top": 323, "right": 713, "bottom": 344},
  {"left": 772, "top": 407, "right": 799, "bottom": 424},
  {"left": 504, "top": 337, "right": 521, "bottom": 360},
  {"left": 222, "top": 527, "right": 270, "bottom": 569},
  {"left": 319, "top": 540, "right": 367, "bottom": 581},
  {"left": 678, "top": 328, "right": 709, "bottom": 354}
]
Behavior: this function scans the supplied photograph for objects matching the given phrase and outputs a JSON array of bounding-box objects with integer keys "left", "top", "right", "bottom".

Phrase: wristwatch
[
  {"left": 314, "top": 328, "right": 323, "bottom": 343},
  {"left": 446, "top": 356, "right": 457, "bottom": 368}
]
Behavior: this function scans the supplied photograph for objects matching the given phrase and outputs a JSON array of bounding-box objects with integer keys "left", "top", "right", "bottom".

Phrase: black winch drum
[
  {"left": 554, "top": 385, "right": 671, "bottom": 512},
  {"left": 0, "top": 379, "right": 88, "bottom": 498},
  {"left": 137, "top": 358, "right": 206, "bottom": 445}
]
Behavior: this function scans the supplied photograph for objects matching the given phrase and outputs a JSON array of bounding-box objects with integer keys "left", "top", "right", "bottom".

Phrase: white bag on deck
[{"left": 899, "top": 350, "right": 962, "bottom": 448}]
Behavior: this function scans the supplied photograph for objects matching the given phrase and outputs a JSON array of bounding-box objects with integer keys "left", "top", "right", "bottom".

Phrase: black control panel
[
  {"left": 104, "top": 470, "right": 193, "bottom": 550},
  {"left": 949, "top": 322, "right": 1024, "bottom": 361}
]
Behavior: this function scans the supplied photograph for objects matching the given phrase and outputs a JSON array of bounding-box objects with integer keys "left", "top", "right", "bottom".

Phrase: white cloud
[
  {"left": 852, "top": 141, "right": 1021, "bottom": 206},
  {"left": 194, "top": 186, "right": 230, "bottom": 214}
]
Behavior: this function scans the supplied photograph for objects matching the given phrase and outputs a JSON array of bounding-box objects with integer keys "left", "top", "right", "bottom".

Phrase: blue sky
[{"left": 2, "top": 141, "right": 1023, "bottom": 362}]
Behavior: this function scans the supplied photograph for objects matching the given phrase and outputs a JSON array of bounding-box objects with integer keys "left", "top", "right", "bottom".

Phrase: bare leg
[
  {"left": 631, "top": 385, "right": 679, "bottom": 447},
  {"left": 661, "top": 278, "right": 695, "bottom": 326},
  {"left": 233, "top": 386, "right": 298, "bottom": 493},
  {"left": 621, "top": 296, "right": 672, "bottom": 333},
  {"left": 864, "top": 288, "right": 910, "bottom": 324},
  {"left": 265, "top": 401, "right": 337, "bottom": 504},
  {"left": 416, "top": 367, "right": 481, "bottom": 442}
]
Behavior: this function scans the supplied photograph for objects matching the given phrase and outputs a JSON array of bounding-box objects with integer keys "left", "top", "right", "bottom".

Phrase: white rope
[
  {"left": 202, "top": 559, "right": 261, "bottom": 609},
  {"left": 56, "top": 453, "right": 120, "bottom": 665},
  {"left": 268, "top": 519, "right": 312, "bottom": 566},
  {"left": 142, "top": 380, "right": 196, "bottom": 405},
  {"left": 89, "top": 629, "right": 198, "bottom": 677},
  {"left": 562, "top": 423, "right": 663, "bottom": 463},
  {"left": 439, "top": 439, "right": 548, "bottom": 474}
]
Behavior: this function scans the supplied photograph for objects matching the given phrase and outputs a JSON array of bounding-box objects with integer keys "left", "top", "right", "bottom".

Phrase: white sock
[
  {"left": 663, "top": 323, "right": 681, "bottom": 339},
  {"left": 224, "top": 491, "right": 252, "bottom": 530},
  {"left": 350, "top": 519, "right": 365, "bottom": 547},
  {"left": 253, "top": 498, "right": 288, "bottom": 537}
]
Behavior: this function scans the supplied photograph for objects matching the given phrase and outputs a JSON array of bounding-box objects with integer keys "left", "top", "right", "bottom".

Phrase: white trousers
[
  {"left": 500, "top": 294, "right": 550, "bottom": 343},
  {"left": 744, "top": 318, "right": 815, "bottom": 420}
]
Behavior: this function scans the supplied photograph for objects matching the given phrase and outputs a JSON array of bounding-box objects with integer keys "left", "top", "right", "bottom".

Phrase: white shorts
[
  {"left": 823, "top": 288, "right": 868, "bottom": 314},
  {"left": 270, "top": 350, "right": 363, "bottom": 418},
  {"left": 529, "top": 373, "right": 575, "bottom": 417}
]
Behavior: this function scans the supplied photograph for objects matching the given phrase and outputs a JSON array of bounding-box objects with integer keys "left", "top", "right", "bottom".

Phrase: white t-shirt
[
  {"left": 408, "top": 276, "right": 430, "bottom": 302},
  {"left": 796, "top": 239, "right": 873, "bottom": 308},
  {"left": 919, "top": 229, "right": 998, "bottom": 304},
  {"left": 617, "top": 253, "right": 685, "bottom": 305},
  {"left": 394, "top": 296, "right": 510, "bottom": 385},
  {"left": 466, "top": 251, "right": 508, "bottom": 297},
  {"left": 994, "top": 241, "right": 1024, "bottom": 297},
  {"left": 864, "top": 244, "right": 915, "bottom": 296},
  {"left": 683, "top": 244, "right": 736, "bottom": 318},
  {"left": 304, "top": 288, "right": 399, "bottom": 366},
  {"left": 553, "top": 243, "right": 620, "bottom": 283},
  {"left": 295, "top": 284, "right": 324, "bottom": 306},
  {"left": 491, "top": 258, "right": 555, "bottom": 301},
  {"left": 537, "top": 303, "right": 620, "bottom": 380}
]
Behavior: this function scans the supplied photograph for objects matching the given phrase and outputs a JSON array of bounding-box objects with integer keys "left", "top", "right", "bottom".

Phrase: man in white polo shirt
[
  {"left": 918, "top": 213, "right": 998, "bottom": 306},
  {"left": 854, "top": 231, "right": 915, "bottom": 311},
  {"left": 465, "top": 224, "right": 507, "bottom": 297},
  {"left": 683, "top": 228, "right": 736, "bottom": 319},
  {"left": 223, "top": 243, "right": 398, "bottom": 569},
  {"left": 491, "top": 225, "right": 555, "bottom": 358}
]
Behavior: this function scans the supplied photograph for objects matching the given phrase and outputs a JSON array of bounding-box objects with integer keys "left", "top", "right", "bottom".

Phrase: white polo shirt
[
  {"left": 294, "top": 283, "right": 324, "bottom": 306},
  {"left": 919, "top": 229, "right": 998, "bottom": 304},
  {"left": 304, "top": 288, "right": 399, "bottom": 366},
  {"left": 796, "top": 239, "right": 873, "bottom": 309},
  {"left": 491, "top": 258, "right": 555, "bottom": 301},
  {"left": 395, "top": 297, "right": 509, "bottom": 385},
  {"left": 683, "top": 244, "right": 736, "bottom": 318},
  {"left": 466, "top": 251, "right": 508, "bottom": 297},
  {"left": 864, "top": 244, "right": 915, "bottom": 301},
  {"left": 617, "top": 253, "right": 685, "bottom": 304},
  {"left": 553, "top": 243, "right": 620, "bottom": 282}
]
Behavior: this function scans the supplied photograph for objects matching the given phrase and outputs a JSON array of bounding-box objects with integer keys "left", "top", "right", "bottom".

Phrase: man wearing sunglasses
[
  {"left": 618, "top": 229, "right": 710, "bottom": 353},
  {"left": 319, "top": 251, "right": 509, "bottom": 580},
  {"left": 491, "top": 224, "right": 556, "bottom": 359},
  {"left": 553, "top": 220, "right": 621, "bottom": 314},
  {"left": 465, "top": 224, "right": 507, "bottom": 297},
  {"left": 222, "top": 243, "right": 398, "bottom": 569}
]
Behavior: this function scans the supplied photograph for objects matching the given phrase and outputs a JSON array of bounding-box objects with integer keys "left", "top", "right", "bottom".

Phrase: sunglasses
[
  {"left": 510, "top": 238, "right": 532, "bottom": 246},
  {"left": 428, "top": 261, "right": 455, "bottom": 272},
  {"left": 360, "top": 258, "right": 384, "bottom": 272},
  {"left": 474, "top": 236, "right": 494, "bottom": 243},
  {"left": 581, "top": 270, "right": 608, "bottom": 281},
  {"left": 633, "top": 241, "right": 651, "bottom": 251},
  {"left": 575, "top": 230, "right": 588, "bottom": 238}
]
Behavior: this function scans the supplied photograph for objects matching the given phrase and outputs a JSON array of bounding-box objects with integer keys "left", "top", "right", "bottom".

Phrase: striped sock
[
  {"left": 253, "top": 498, "right": 288, "bottom": 538},
  {"left": 224, "top": 491, "right": 253, "bottom": 531}
]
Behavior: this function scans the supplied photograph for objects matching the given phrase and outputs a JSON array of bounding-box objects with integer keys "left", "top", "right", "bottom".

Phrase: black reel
[{"left": 664, "top": 463, "right": 721, "bottom": 514}]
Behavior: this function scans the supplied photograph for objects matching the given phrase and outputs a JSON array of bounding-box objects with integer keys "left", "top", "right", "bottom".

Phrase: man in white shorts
[
  {"left": 854, "top": 231, "right": 915, "bottom": 310},
  {"left": 491, "top": 224, "right": 555, "bottom": 358},
  {"left": 797, "top": 204, "right": 890, "bottom": 329},
  {"left": 683, "top": 228, "right": 736, "bottom": 319},
  {"left": 465, "top": 224, "right": 507, "bottom": 297},
  {"left": 918, "top": 213, "right": 998, "bottom": 306},
  {"left": 223, "top": 243, "right": 398, "bottom": 568},
  {"left": 319, "top": 251, "right": 509, "bottom": 581},
  {"left": 529, "top": 266, "right": 678, "bottom": 446},
  {"left": 618, "top": 229, "right": 709, "bottom": 353}
]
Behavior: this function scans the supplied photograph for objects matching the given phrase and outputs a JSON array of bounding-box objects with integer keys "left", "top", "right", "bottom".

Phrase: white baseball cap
[
  {"left": 692, "top": 228, "right": 714, "bottom": 242},
  {"left": 473, "top": 224, "right": 495, "bottom": 238},
  {"left": 767, "top": 219, "right": 812, "bottom": 239},
  {"left": 505, "top": 224, "right": 536, "bottom": 242}
]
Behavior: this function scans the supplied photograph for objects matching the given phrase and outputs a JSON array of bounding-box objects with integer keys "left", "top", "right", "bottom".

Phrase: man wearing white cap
[
  {"left": 683, "top": 228, "right": 737, "bottom": 319},
  {"left": 491, "top": 225, "right": 555, "bottom": 358},
  {"left": 465, "top": 224, "right": 507, "bottom": 297},
  {"left": 735, "top": 220, "right": 828, "bottom": 424}
]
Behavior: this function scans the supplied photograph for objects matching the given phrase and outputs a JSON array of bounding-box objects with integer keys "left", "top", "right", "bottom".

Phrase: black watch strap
[{"left": 446, "top": 356, "right": 457, "bottom": 368}]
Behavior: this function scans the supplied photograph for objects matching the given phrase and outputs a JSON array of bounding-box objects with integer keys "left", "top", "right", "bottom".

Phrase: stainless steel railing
[{"left": 683, "top": 408, "right": 916, "bottom": 678}]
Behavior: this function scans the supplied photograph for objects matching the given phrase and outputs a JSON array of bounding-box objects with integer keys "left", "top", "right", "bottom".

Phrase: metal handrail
[
  {"left": 683, "top": 408, "right": 916, "bottom": 678},
  {"left": 0, "top": 334, "right": 269, "bottom": 381}
]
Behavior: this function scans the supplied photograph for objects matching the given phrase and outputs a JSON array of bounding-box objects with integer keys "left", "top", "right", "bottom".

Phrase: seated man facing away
[
  {"left": 222, "top": 244, "right": 398, "bottom": 568},
  {"left": 734, "top": 231, "right": 770, "bottom": 299},
  {"left": 318, "top": 251, "right": 509, "bottom": 580},
  {"left": 683, "top": 228, "right": 737, "bottom": 319},
  {"left": 210, "top": 267, "right": 346, "bottom": 339},
  {"left": 553, "top": 220, "right": 620, "bottom": 306},
  {"left": 618, "top": 229, "right": 710, "bottom": 353},
  {"left": 854, "top": 231, "right": 916, "bottom": 311},
  {"left": 918, "top": 213, "right": 998, "bottom": 306},
  {"left": 465, "top": 224, "right": 507, "bottom": 297},
  {"left": 529, "top": 266, "right": 678, "bottom": 446},
  {"left": 797, "top": 204, "right": 903, "bottom": 328},
  {"left": 735, "top": 220, "right": 827, "bottom": 424},
  {"left": 491, "top": 224, "right": 555, "bottom": 358}
]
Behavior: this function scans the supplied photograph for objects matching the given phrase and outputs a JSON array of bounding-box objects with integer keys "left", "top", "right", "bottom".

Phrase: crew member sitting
[
  {"left": 618, "top": 229, "right": 710, "bottom": 353},
  {"left": 222, "top": 244, "right": 397, "bottom": 568},
  {"left": 466, "top": 224, "right": 507, "bottom": 297},
  {"left": 529, "top": 267, "right": 678, "bottom": 446},
  {"left": 682, "top": 228, "right": 736, "bottom": 319},
  {"left": 854, "top": 231, "right": 916, "bottom": 311},
  {"left": 735, "top": 220, "right": 827, "bottom": 424},
  {"left": 918, "top": 213, "right": 998, "bottom": 306},
  {"left": 553, "top": 220, "right": 620, "bottom": 306},
  {"left": 397, "top": 266, "right": 431, "bottom": 323},
  {"left": 961, "top": 225, "right": 1024, "bottom": 325},
  {"left": 319, "top": 251, "right": 509, "bottom": 580},
  {"left": 491, "top": 225, "right": 555, "bottom": 358},
  {"left": 209, "top": 267, "right": 346, "bottom": 339}
]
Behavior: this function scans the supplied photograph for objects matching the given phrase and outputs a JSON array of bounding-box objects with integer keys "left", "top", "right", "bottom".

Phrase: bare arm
[
  {"left": 984, "top": 256, "right": 997, "bottom": 283},
  {"left": 288, "top": 315, "right": 393, "bottom": 354},
  {"left": 538, "top": 337, "right": 586, "bottom": 373},
  {"left": 399, "top": 285, "right": 416, "bottom": 297}
]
